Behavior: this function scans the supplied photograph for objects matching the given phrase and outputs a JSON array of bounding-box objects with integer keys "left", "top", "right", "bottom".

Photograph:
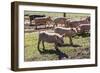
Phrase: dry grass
[{"left": 24, "top": 31, "right": 90, "bottom": 61}]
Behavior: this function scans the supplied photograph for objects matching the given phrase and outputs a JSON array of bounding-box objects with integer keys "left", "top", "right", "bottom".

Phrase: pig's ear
[
  {"left": 55, "top": 36, "right": 58, "bottom": 40},
  {"left": 76, "top": 27, "right": 81, "bottom": 33},
  {"left": 62, "top": 34, "right": 65, "bottom": 37},
  {"left": 71, "top": 28, "right": 74, "bottom": 30},
  {"left": 72, "top": 28, "right": 77, "bottom": 33}
]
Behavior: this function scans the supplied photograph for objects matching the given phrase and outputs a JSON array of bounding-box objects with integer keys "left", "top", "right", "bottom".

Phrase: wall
[{"left": 0, "top": 0, "right": 99, "bottom": 73}]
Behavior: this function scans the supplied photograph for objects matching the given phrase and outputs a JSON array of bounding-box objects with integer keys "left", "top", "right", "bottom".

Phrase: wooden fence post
[{"left": 63, "top": 13, "right": 66, "bottom": 17}]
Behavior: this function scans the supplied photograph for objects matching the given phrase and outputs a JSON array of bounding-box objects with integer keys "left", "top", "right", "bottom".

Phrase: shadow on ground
[
  {"left": 77, "top": 33, "right": 90, "bottom": 37},
  {"left": 58, "top": 44, "right": 81, "bottom": 47},
  {"left": 39, "top": 48, "right": 69, "bottom": 60}
]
